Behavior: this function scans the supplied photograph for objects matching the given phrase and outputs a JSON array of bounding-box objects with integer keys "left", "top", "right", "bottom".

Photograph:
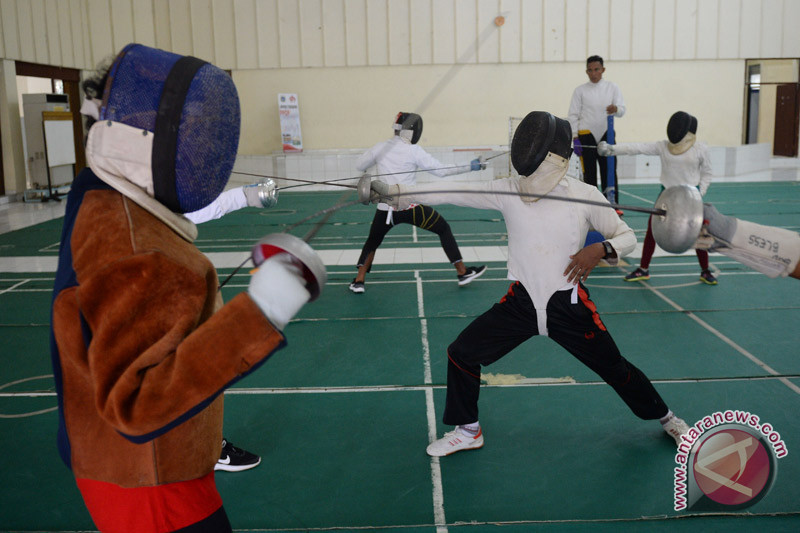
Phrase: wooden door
[{"left": 773, "top": 83, "right": 800, "bottom": 157}]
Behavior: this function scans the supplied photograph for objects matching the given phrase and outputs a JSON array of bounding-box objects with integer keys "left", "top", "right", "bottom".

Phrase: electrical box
[{"left": 22, "top": 93, "right": 75, "bottom": 197}]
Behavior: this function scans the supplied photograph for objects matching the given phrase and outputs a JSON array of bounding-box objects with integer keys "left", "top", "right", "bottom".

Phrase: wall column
[{"left": 0, "top": 59, "right": 26, "bottom": 197}]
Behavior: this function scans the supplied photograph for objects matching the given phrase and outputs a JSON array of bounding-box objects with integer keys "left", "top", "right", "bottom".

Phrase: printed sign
[{"left": 278, "top": 93, "right": 303, "bottom": 152}]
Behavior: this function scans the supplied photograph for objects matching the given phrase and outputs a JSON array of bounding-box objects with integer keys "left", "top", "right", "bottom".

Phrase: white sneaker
[
  {"left": 662, "top": 415, "right": 690, "bottom": 445},
  {"left": 426, "top": 426, "right": 484, "bottom": 457},
  {"left": 349, "top": 279, "right": 365, "bottom": 293}
]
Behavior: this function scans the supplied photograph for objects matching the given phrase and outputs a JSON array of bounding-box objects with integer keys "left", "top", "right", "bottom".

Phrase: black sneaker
[
  {"left": 216, "top": 439, "right": 261, "bottom": 472},
  {"left": 699, "top": 269, "right": 718, "bottom": 285},
  {"left": 458, "top": 265, "right": 487, "bottom": 286},
  {"left": 349, "top": 279, "right": 365, "bottom": 293},
  {"left": 624, "top": 267, "right": 650, "bottom": 282}
]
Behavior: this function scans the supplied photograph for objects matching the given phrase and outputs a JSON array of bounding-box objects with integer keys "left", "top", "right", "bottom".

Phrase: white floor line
[
  {"left": 619, "top": 188, "right": 655, "bottom": 205},
  {"left": 0, "top": 279, "right": 28, "bottom": 296},
  {"left": 638, "top": 278, "right": 800, "bottom": 395},
  {"left": 6, "top": 375, "right": 799, "bottom": 399},
  {"left": 416, "top": 270, "right": 447, "bottom": 533}
]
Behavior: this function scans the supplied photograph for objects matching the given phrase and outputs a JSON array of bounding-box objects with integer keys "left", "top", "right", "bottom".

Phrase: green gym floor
[{"left": 1, "top": 182, "right": 799, "bottom": 532}]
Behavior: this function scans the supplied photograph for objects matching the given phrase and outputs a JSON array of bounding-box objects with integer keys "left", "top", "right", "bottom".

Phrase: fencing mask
[
  {"left": 511, "top": 111, "right": 572, "bottom": 203},
  {"left": 86, "top": 43, "right": 240, "bottom": 214},
  {"left": 393, "top": 112, "right": 423, "bottom": 144},
  {"left": 666, "top": 111, "right": 697, "bottom": 155}
]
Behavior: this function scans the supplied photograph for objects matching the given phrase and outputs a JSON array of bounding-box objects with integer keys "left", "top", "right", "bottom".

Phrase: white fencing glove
[
  {"left": 597, "top": 141, "right": 615, "bottom": 157},
  {"left": 248, "top": 253, "right": 311, "bottom": 330},
  {"left": 243, "top": 185, "right": 263, "bottom": 207},
  {"left": 370, "top": 180, "right": 401, "bottom": 208},
  {"left": 696, "top": 203, "right": 800, "bottom": 278},
  {"left": 243, "top": 179, "right": 279, "bottom": 208}
]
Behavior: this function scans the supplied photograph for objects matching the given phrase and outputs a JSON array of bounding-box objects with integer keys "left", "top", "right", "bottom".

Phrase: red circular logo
[{"left": 692, "top": 428, "right": 772, "bottom": 506}]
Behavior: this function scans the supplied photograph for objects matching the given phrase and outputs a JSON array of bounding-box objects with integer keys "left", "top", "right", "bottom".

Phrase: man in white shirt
[
  {"left": 368, "top": 111, "right": 689, "bottom": 457},
  {"left": 568, "top": 55, "right": 626, "bottom": 203}
]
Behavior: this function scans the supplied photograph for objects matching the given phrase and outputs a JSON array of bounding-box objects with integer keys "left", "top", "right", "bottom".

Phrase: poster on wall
[{"left": 278, "top": 93, "right": 303, "bottom": 152}]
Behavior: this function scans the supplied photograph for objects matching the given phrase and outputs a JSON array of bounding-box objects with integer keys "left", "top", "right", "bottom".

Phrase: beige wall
[
  {"left": 0, "top": 0, "right": 797, "bottom": 191},
  {"left": 235, "top": 59, "right": 744, "bottom": 153},
  {"left": 2, "top": 0, "right": 799, "bottom": 72}
]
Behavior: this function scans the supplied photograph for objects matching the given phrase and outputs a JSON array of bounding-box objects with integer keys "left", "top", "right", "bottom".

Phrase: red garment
[{"left": 77, "top": 472, "right": 221, "bottom": 533}]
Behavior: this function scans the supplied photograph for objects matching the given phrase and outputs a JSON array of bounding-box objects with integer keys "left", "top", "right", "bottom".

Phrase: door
[{"left": 773, "top": 83, "right": 800, "bottom": 157}]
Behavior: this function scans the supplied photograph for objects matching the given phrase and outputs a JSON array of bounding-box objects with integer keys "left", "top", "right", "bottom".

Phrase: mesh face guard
[
  {"left": 667, "top": 111, "right": 697, "bottom": 144},
  {"left": 393, "top": 112, "right": 423, "bottom": 144},
  {"left": 101, "top": 44, "right": 241, "bottom": 213},
  {"left": 511, "top": 111, "right": 572, "bottom": 177}
]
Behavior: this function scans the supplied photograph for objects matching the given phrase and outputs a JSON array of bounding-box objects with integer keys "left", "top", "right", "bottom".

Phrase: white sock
[
  {"left": 459, "top": 422, "right": 480, "bottom": 435},
  {"left": 659, "top": 410, "right": 674, "bottom": 425}
]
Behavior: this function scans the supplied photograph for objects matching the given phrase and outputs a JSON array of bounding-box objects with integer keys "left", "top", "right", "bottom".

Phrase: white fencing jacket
[
  {"left": 356, "top": 136, "right": 471, "bottom": 212},
  {"left": 395, "top": 175, "right": 636, "bottom": 335},
  {"left": 614, "top": 140, "right": 713, "bottom": 196}
]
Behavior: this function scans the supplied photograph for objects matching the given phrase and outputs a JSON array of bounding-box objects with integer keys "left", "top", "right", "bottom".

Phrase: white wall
[
  {"left": 3, "top": 0, "right": 799, "bottom": 71},
  {"left": 1, "top": 0, "right": 798, "bottom": 191},
  {"left": 235, "top": 59, "right": 744, "bottom": 153}
]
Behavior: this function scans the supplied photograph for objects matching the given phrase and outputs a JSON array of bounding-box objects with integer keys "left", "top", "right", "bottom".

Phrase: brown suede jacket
[{"left": 51, "top": 187, "right": 285, "bottom": 488}]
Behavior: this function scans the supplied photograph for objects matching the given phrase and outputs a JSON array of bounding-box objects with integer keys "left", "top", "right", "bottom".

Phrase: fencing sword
[
  {"left": 218, "top": 178, "right": 701, "bottom": 296},
  {"left": 231, "top": 151, "right": 507, "bottom": 192},
  {"left": 355, "top": 175, "right": 704, "bottom": 254}
]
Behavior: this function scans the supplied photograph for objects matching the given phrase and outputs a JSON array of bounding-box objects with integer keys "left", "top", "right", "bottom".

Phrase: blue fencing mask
[{"left": 88, "top": 43, "right": 240, "bottom": 214}]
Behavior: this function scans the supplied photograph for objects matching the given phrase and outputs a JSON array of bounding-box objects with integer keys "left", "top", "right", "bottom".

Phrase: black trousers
[
  {"left": 443, "top": 282, "right": 668, "bottom": 425},
  {"left": 357, "top": 205, "right": 462, "bottom": 267},
  {"left": 174, "top": 506, "right": 232, "bottom": 533},
  {"left": 578, "top": 131, "right": 619, "bottom": 203}
]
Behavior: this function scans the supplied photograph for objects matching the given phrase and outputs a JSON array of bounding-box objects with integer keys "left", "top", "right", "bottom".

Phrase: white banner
[{"left": 278, "top": 93, "right": 303, "bottom": 152}]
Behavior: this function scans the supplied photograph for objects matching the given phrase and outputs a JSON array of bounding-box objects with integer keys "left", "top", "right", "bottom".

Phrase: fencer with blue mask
[{"left": 51, "top": 43, "right": 320, "bottom": 532}]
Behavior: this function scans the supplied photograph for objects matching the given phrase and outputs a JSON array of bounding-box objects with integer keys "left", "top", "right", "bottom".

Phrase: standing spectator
[{"left": 568, "top": 55, "right": 626, "bottom": 203}]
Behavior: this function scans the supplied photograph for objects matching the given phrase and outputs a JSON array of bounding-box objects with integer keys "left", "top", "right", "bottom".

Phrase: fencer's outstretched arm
[
  {"left": 599, "top": 141, "right": 659, "bottom": 157},
  {"left": 185, "top": 183, "right": 275, "bottom": 224},
  {"left": 697, "top": 204, "right": 800, "bottom": 279},
  {"left": 185, "top": 187, "right": 249, "bottom": 223}
]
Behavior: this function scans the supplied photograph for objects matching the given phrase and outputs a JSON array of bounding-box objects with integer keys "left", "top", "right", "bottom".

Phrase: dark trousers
[
  {"left": 579, "top": 131, "right": 618, "bottom": 203},
  {"left": 443, "top": 282, "right": 668, "bottom": 425},
  {"left": 357, "top": 205, "right": 462, "bottom": 267},
  {"left": 174, "top": 506, "right": 232, "bottom": 533}
]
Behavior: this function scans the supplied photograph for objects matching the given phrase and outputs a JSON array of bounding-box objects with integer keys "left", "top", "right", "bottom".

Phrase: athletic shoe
[
  {"left": 662, "top": 416, "right": 690, "bottom": 446},
  {"left": 458, "top": 265, "right": 487, "bottom": 286},
  {"left": 349, "top": 279, "right": 365, "bottom": 293},
  {"left": 426, "top": 426, "right": 484, "bottom": 456},
  {"left": 699, "top": 269, "right": 718, "bottom": 285},
  {"left": 624, "top": 267, "right": 650, "bottom": 282},
  {"left": 216, "top": 439, "right": 261, "bottom": 472}
]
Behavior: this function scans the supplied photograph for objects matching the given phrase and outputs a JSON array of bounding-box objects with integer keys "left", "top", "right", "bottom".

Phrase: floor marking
[
  {"left": 205, "top": 510, "right": 800, "bottom": 530},
  {"left": 0, "top": 374, "right": 57, "bottom": 418},
  {"left": 633, "top": 274, "right": 800, "bottom": 395},
  {"left": 4, "top": 375, "right": 798, "bottom": 400},
  {"left": 619, "top": 189, "right": 655, "bottom": 205},
  {"left": 0, "top": 278, "right": 28, "bottom": 296},
  {"left": 417, "top": 271, "right": 447, "bottom": 532}
]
